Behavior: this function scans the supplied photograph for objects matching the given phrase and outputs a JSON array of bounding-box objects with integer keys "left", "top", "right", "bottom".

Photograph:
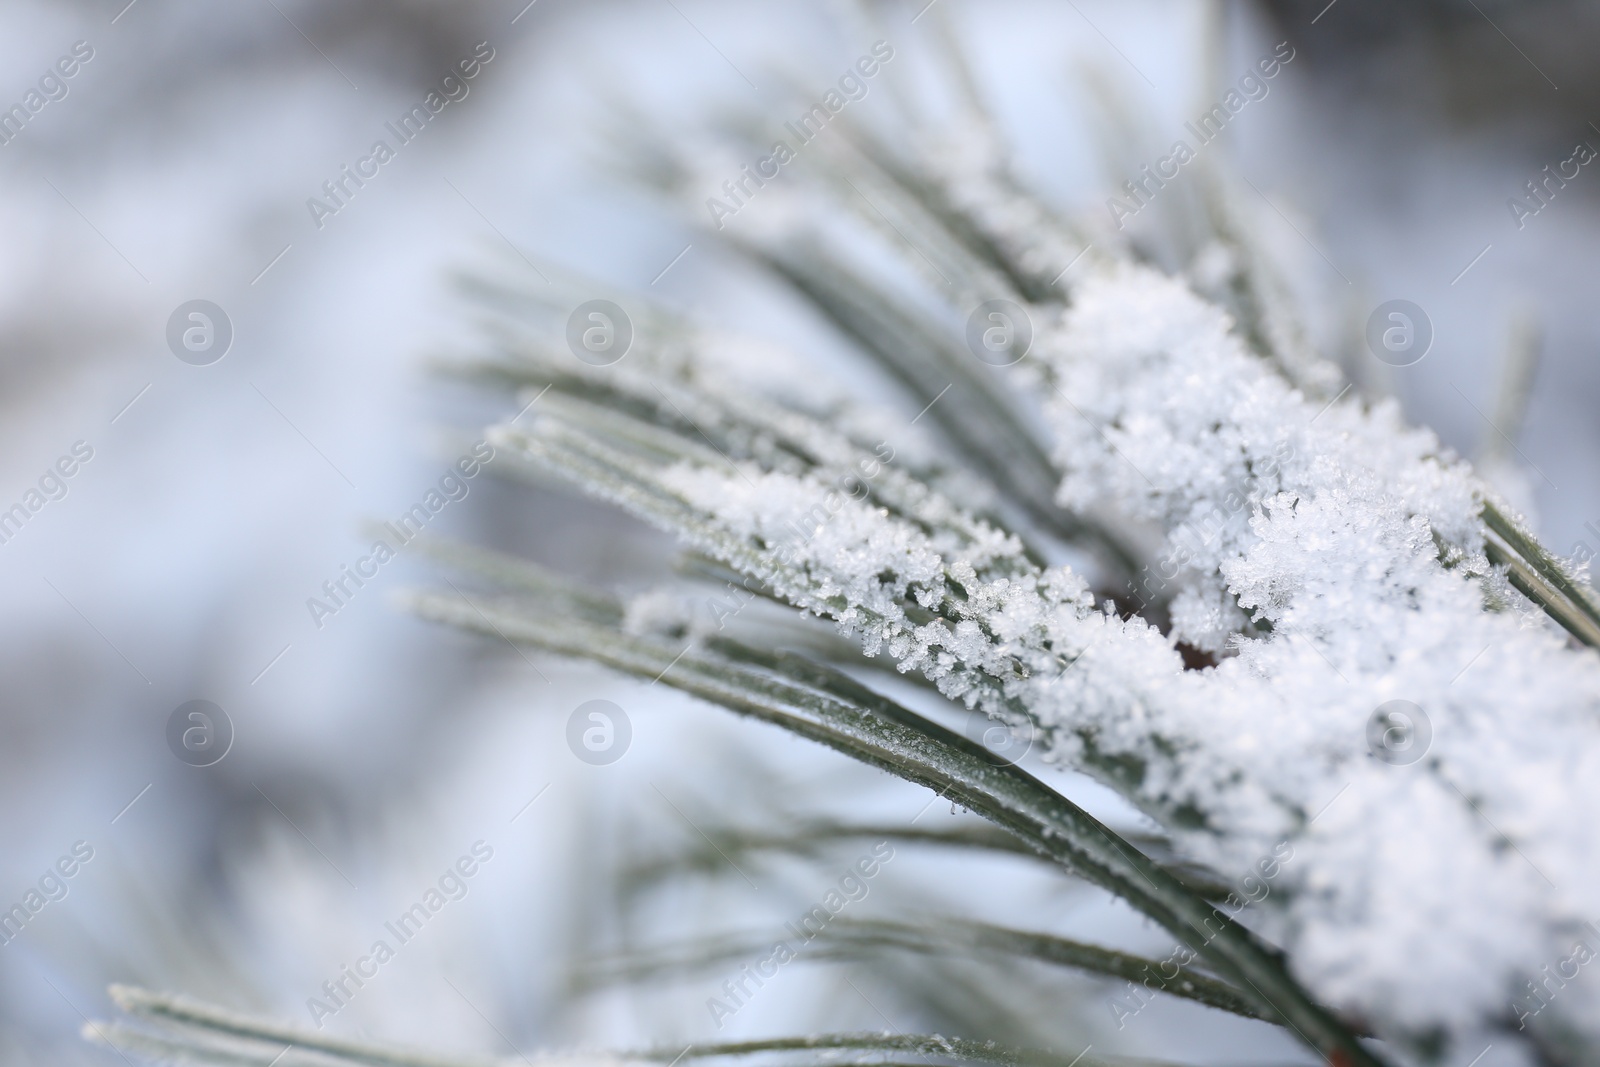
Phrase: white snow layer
[{"left": 638, "top": 262, "right": 1600, "bottom": 1047}]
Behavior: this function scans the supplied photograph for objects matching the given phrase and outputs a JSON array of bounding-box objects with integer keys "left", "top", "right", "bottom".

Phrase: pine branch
[
  {"left": 575, "top": 915, "right": 1269, "bottom": 1023},
  {"left": 91, "top": 987, "right": 497, "bottom": 1067},
  {"left": 401, "top": 585, "right": 1383, "bottom": 1067},
  {"left": 628, "top": 1032, "right": 1174, "bottom": 1067},
  {"left": 617, "top": 820, "right": 1233, "bottom": 902},
  {"left": 1481, "top": 498, "right": 1600, "bottom": 648}
]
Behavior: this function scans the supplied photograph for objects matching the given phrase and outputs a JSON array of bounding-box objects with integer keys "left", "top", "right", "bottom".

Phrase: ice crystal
[
  {"left": 497, "top": 256, "right": 1600, "bottom": 1048},
  {"left": 455, "top": 60, "right": 1600, "bottom": 1058}
]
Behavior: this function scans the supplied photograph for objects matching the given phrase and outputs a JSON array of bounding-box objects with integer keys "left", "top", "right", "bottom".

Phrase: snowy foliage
[
  {"left": 475, "top": 165, "right": 1600, "bottom": 1058},
  {"left": 397, "top": 34, "right": 1600, "bottom": 1067},
  {"left": 1036, "top": 262, "right": 1600, "bottom": 1040}
]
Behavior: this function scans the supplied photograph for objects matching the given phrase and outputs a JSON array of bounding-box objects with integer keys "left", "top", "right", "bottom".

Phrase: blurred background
[{"left": 1, "top": 1, "right": 1597, "bottom": 1065}]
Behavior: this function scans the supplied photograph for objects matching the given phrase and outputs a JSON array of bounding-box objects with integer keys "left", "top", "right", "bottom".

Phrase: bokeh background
[{"left": 1, "top": 2, "right": 1597, "bottom": 1065}]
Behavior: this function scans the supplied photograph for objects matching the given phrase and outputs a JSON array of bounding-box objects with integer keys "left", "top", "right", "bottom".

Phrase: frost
[
  {"left": 1036, "top": 261, "right": 1600, "bottom": 1041},
  {"left": 487, "top": 131, "right": 1600, "bottom": 1057}
]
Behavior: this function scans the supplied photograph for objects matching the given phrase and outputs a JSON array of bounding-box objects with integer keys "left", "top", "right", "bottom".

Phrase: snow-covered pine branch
[{"left": 479, "top": 246, "right": 1600, "bottom": 1056}]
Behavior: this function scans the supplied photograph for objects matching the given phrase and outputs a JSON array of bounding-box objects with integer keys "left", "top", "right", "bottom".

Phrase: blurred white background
[{"left": 0, "top": 2, "right": 1595, "bottom": 1065}]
